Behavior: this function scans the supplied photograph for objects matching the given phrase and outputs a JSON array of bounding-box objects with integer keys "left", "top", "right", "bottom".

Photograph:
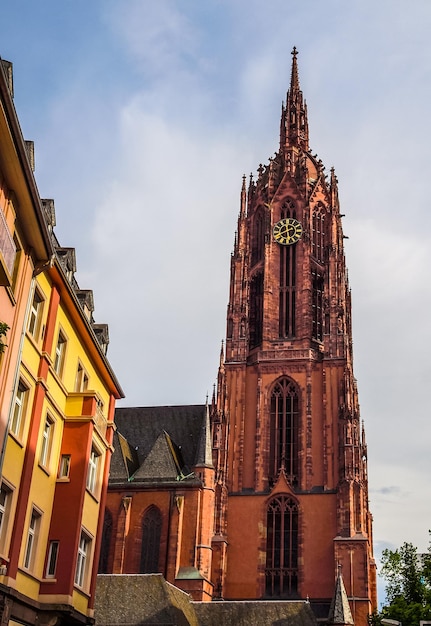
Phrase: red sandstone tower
[{"left": 211, "top": 48, "right": 377, "bottom": 625}]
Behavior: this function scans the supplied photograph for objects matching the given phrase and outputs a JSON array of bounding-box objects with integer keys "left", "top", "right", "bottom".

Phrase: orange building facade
[{"left": 102, "top": 49, "right": 376, "bottom": 625}]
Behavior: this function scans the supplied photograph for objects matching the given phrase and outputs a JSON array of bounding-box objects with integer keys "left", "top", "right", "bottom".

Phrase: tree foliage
[
  {"left": 377, "top": 535, "right": 431, "bottom": 626},
  {"left": 0, "top": 322, "right": 9, "bottom": 354}
]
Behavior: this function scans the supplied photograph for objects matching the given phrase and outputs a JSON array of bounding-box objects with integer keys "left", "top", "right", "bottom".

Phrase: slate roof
[
  {"left": 109, "top": 405, "right": 208, "bottom": 486},
  {"left": 95, "top": 574, "right": 317, "bottom": 626},
  {"left": 95, "top": 574, "right": 200, "bottom": 626},
  {"left": 327, "top": 570, "right": 354, "bottom": 625}
]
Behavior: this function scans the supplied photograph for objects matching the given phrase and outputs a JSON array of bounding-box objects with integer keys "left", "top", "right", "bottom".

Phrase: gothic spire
[
  {"left": 290, "top": 45, "right": 300, "bottom": 93},
  {"left": 195, "top": 398, "right": 214, "bottom": 467},
  {"left": 280, "top": 46, "right": 309, "bottom": 154},
  {"left": 327, "top": 566, "right": 354, "bottom": 625}
]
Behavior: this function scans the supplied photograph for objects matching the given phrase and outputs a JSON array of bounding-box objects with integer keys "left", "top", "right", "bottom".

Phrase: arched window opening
[
  {"left": 249, "top": 271, "right": 264, "bottom": 348},
  {"left": 279, "top": 200, "right": 297, "bottom": 338},
  {"left": 140, "top": 506, "right": 162, "bottom": 574},
  {"left": 311, "top": 206, "right": 325, "bottom": 263},
  {"left": 311, "top": 270, "right": 324, "bottom": 342},
  {"left": 265, "top": 495, "right": 299, "bottom": 598},
  {"left": 251, "top": 210, "right": 265, "bottom": 265},
  {"left": 98, "top": 509, "right": 113, "bottom": 573},
  {"left": 269, "top": 378, "right": 299, "bottom": 486},
  {"left": 280, "top": 199, "right": 296, "bottom": 221},
  {"left": 354, "top": 483, "right": 362, "bottom": 533}
]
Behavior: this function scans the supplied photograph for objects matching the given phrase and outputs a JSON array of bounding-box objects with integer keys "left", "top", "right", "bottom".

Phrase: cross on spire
[{"left": 290, "top": 45, "right": 300, "bottom": 93}]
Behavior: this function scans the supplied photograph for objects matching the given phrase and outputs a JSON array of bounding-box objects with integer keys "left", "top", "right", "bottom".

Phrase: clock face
[{"left": 273, "top": 218, "right": 303, "bottom": 245}]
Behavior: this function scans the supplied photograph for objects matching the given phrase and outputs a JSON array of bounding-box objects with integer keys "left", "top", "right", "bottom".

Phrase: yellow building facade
[{"left": 0, "top": 59, "right": 123, "bottom": 626}]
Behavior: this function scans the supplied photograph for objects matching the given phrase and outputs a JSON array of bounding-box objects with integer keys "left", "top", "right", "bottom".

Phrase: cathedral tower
[{"left": 211, "top": 49, "right": 377, "bottom": 625}]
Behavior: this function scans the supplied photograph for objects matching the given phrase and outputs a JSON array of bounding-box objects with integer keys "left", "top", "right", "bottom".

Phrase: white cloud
[
  {"left": 4, "top": 0, "right": 431, "bottom": 599},
  {"left": 107, "top": 1, "right": 198, "bottom": 78},
  {"left": 89, "top": 96, "right": 245, "bottom": 404}
]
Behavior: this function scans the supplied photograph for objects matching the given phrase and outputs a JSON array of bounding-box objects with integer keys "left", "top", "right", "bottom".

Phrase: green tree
[
  {"left": 378, "top": 535, "right": 431, "bottom": 626},
  {"left": 0, "top": 322, "right": 9, "bottom": 354}
]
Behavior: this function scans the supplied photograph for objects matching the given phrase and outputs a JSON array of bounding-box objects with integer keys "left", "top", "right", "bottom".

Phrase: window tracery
[
  {"left": 269, "top": 378, "right": 299, "bottom": 486},
  {"left": 279, "top": 199, "right": 297, "bottom": 337},
  {"left": 140, "top": 506, "right": 162, "bottom": 574},
  {"left": 311, "top": 204, "right": 325, "bottom": 263},
  {"left": 265, "top": 495, "right": 299, "bottom": 597}
]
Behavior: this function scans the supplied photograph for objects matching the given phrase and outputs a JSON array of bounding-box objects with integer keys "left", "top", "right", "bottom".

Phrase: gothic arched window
[
  {"left": 265, "top": 495, "right": 299, "bottom": 597},
  {"left": 311, "top": 270, "right": 324, "bottom": 342},
  {"left": 251, "top": 209, "right": 265, "bottom": 266},
  {"left": 140, "top": 506, "right": 162, "bottom": 574},
  {"left": 98, "top": 508, "right": 113, "bottom": 573},
  {"left": 311, "top": 205, "right": 325, "bottom": 263},
  {"left": 279, "top": 200, "right": 297, "bottom": 338},
  {"left": 269, "top": 378, "right": 299, "bottom": 485},
  {"left": 249, "top": 271, "right": 264, "bottom": 348}
]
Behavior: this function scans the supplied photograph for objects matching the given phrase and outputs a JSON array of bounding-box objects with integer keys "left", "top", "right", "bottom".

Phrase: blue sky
[{"left": 2, "top": 0, "right": 431, "bottom": 605}]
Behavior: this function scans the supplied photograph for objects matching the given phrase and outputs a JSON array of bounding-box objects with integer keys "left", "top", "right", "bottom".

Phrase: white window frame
[
  {"left": 74, "top": 530, "right": 92, "bottom": 588},
  {"left": 0, "top": 482, "right": 12, "bottom": 552},
  {"left": 58, "top": 454, "right": 71, "bottom": 479},
  {"left": 75, "top": 362, "right": 89, "bottom": 392},
  {"left": 86, "top": 447, "right": 100, "bottom": 494},
  {"left": 39, "top": 415, "right": 54, "bottom": 469},
  {"left": 10, "top": 380, "right": 29, "bottom": 438},
  {"left": 28, "top": 288, "right": 44, "bottom": 340},
  {"left": 53, "top": 330, "right": 67, "bottom": 377},
  {"left": 24, "top": 508, "right": 41, "bottom": 570},
  {"left": 46, "top": 540, "right": 59, "bottom": 578}
]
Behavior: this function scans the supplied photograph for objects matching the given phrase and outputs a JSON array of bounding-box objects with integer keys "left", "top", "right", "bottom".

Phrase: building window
[
  {"left": 75, "top": 363, "right": 89, "bottom": 392},
  {"left": 53, "top": 330, "right": 67, "bottom": 377},
  {"left": 279, "top": 200, "right": 297, "bottom": 338},
  {"left": 311, "top": 207, "right": 325, "bottom": 263},
  {"left": 39, "top": 415, "right": 54, "bottom": 469},
  {"left": 10, "top": 380, "right": 29, "bottom": 438},
  {"left": 86, "top": 447, "right": 100, "bottom": 494},
  {"left": 58, "top": 455, "right": 71, "bottom": 479},
  {"left": 265, "top": 495, "right": 299, "bottom": 598},
  {"left": 251, "top": 209, "right": 265, "bottom": 265},
  {"left": 24, "top": 508, "right": 41, "bottom": 570},
  {"left": 11, "top": 233, "right": 22, "bottom": 292},
  {"left": 28, "top": 289, "right": 44, "bottom": 340},
  {"left": 140, "top": 506, "right": 162, "bottom": 573},
  {"left": 0, "top": 206, "right": 16, "bottom": 284},
  {"left": 269, "top": 378, "right": 299, "bottom": 486},
  {"left": 75, "top": 530, "right": 92, "bottom": 588},
  {"left": 0, "top": 483, "right": 12, "bottom": 551},
  {"left": 311, "top": 270, "right": 324, "bottom": 342},
  {"left": 46, "top": 540, "right": 59, "bottom": 577},
  {"left": 249, "top": 271, "right": 264, "bottom": 348}
]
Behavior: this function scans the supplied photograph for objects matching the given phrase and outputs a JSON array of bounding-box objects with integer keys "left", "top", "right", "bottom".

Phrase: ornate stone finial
[
  {"left": 327, "top": 564, "right": 354, "bottom": 625},
  {"left": 290, "top": 46, "right": 300, "bottom": 92},
  {"left": 240, "top": 174, "right": 247, "bottom": 218},
  {"left": 220, "top": 339, "right": 225, "bottom": 365}
]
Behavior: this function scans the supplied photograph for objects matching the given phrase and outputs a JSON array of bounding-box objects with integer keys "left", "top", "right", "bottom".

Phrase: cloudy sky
[{"left": 2, "top": 0, "right": 431, "bottom": 603}]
